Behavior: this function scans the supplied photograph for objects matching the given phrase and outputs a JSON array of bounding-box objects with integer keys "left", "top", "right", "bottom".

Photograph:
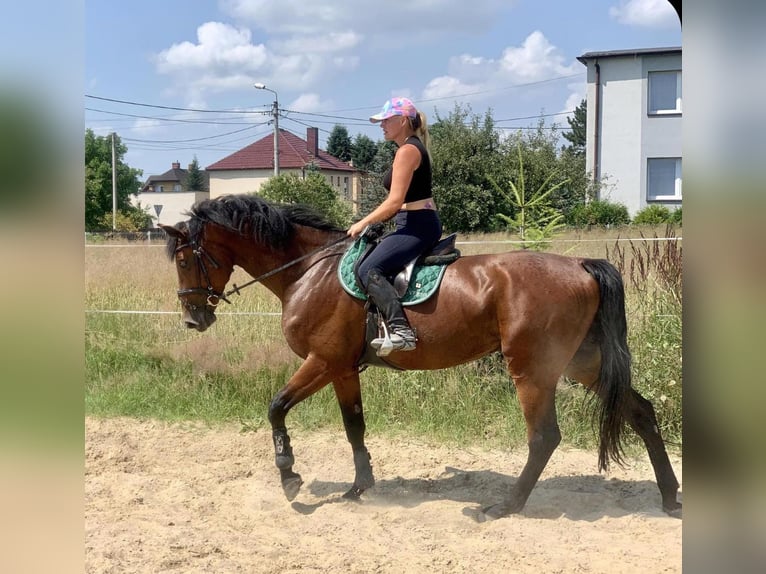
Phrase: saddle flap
[{"left": 393, "top": 260, "right": 416, "bottom": 298}]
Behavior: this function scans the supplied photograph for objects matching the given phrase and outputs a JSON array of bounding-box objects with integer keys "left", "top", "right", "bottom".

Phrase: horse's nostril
[{"left": 184, "top": 321, "right": 198, "bottom": 329}]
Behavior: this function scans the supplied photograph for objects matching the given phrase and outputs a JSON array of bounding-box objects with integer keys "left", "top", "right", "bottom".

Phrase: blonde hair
[{"left": 408, "top": 111, "right": 431, "bottom": 154}]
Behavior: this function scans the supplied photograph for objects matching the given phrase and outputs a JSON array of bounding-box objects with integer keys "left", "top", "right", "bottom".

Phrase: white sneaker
[{"left": 371, "top": 327, "right": 416, "bottom": 355}]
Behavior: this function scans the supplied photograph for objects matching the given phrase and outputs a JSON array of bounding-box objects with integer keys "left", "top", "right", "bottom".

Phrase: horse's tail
[{"left": 581, "top": 258, "right": 632, "bottom": 472}]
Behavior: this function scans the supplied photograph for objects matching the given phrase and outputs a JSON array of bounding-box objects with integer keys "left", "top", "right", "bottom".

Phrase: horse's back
[{"left": 388, "top": 250, "right": 602, "bottom": 371}]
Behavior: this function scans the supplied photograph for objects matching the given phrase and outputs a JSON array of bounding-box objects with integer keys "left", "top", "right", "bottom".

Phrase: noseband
[{"left": 174, "top": 238, "right": 232, "bottom": 309}]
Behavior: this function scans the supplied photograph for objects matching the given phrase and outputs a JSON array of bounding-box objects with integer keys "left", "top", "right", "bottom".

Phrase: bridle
[
  {"left": 174, "top": 232, "right": 350, "bottom": 309},
  {"left": 174, "top": 237, "right": 232, "bottom": 309}
]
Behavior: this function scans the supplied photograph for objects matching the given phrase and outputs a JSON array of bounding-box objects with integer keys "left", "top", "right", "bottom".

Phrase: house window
[
  {"left": 647, "top": 158, "right": 682, "bottom": 200},
  {"left": 173, "top": 184, "right": 182, "bottom": 192},
  {"left": 158, "top": 185, "right": 164, "bottom": 192},
  {"left": 648, "top": 70, "right": 681, "bottom": 115}
]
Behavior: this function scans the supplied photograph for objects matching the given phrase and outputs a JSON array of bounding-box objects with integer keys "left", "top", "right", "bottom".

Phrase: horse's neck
[{"left": 234, "top": 226, "right": 342, "bottom": 300}]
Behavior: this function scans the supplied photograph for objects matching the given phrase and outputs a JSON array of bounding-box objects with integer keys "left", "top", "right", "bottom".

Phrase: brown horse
[{"left": 161, "top": 195, "right": 681, "bottom": 521}]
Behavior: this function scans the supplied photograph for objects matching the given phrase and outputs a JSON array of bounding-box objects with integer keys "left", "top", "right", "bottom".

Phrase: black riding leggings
[{"left": 357, "top": 209, "right": 442, "bottom": 290}]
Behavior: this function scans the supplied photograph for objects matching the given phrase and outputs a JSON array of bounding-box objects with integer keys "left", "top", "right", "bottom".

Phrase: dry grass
[{"left": 85, "top": 226, "right": 682, "bottom": 448}]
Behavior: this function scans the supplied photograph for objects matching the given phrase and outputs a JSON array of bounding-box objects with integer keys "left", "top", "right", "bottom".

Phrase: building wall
[
  {"left": 584, "top": 52, "right": 682, "bottom": 216},
  {"left": 132, "top": 191, "right": 209, "bottom": 227},
  {"left": 208, "top": 169, "right": 277, "bottom": 199},
  {"left": 640, "top": 54, "right": 682, "bottom": 213},
  {"left": 210, "top": 168, "right": 362, "bottom": 213}
]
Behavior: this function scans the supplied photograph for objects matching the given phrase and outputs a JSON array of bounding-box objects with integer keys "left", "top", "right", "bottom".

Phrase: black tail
[{"left": 581, "top": 258, "right": 632, "bottom": 472}]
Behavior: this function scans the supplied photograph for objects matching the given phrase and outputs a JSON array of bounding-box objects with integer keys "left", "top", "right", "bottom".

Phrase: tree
[
  {"left": 356, "top": 140, "right": 397, "bottom": 219},
  {"left": 491, "top": 143, "right": 567, "bottom": 248},
  {"left": 350, "top": 133, "right": 377, "bottom": 172},
  {"left": 429, "top": 103, "right": 504, "bottom": 232},
  {"left": 84, "top": 129, "right": 146, "bottom": 231},
  {"left": 562, "top": 99, "right": 586, "bottom": 156},
  {"left": 258, "top": 172, "right": 352, "bottom": 228},
  {"left": 326, "top": 124, "right": 352, "bottom": 162},
  {"left": 184, "top": 155, "right": 206, "bottom": 191}
]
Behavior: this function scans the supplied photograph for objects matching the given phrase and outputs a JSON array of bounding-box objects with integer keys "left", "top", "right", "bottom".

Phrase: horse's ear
[{"left": 160, "top": 224, "right": 187, "bottom": 240}]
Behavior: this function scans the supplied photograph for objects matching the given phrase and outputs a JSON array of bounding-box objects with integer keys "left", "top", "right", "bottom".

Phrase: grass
[{"left": 85, "top": 226, "right": 682, "bottom": 456}]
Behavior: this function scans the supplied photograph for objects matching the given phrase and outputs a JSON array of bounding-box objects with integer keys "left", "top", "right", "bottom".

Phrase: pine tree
[
  {"left": 184, "top": 156, "right": 206, "bottom": 191},
  {"left": 562, "top": 99, "right": 586, "bottom": 156},
  {"left": 326, "top": 125, "right": 352, "bottom": 162}
]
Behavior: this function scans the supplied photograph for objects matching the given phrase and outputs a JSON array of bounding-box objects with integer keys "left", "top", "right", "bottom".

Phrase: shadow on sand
[{"left": 291, "top": 466, "right": 669, "bottom": 521}]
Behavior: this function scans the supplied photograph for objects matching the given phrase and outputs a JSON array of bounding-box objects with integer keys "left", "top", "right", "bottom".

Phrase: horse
[{"left": 160, "top": 194, "right": 681, "bottom": 521}]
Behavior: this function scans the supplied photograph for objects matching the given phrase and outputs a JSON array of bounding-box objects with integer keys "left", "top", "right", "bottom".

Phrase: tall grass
[{"left": 85, "top": 227, "right": 682, "bottom": 454}]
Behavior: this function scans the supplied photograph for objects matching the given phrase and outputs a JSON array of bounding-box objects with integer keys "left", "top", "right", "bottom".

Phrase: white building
[{"left": 577, "top": 47, "right": 682, "bottom": 216}]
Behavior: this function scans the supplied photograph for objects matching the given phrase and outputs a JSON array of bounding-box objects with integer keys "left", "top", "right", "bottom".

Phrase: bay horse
[{"left": 161, "top": 195, "right": 681, "bottom": 521}]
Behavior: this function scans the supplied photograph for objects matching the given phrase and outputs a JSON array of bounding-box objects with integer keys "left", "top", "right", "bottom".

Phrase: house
[
  {"left": 134, "top": 162, "right": 210, "bottom": 227},
  {"left": 206, "top": 127, "right": 361, "bottom": 211},
  {"left": 577, "top": 47, "right": 682, "bottom": 216}
]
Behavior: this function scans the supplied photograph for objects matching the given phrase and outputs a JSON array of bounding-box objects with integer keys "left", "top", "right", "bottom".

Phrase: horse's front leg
[
  {"left": 333, "top": 373, "right": 375, "bottom": 499},
  {"left": 268, "top": 357, "right": 332, "bottom": 501}
]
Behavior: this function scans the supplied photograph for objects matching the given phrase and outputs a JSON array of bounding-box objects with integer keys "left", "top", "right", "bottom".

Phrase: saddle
[
  {"left": 337, "top": 224, "right": 461, "bottom": 370},
  {"left": 338, "top": 224, "right": 460, "bottom": 306}
]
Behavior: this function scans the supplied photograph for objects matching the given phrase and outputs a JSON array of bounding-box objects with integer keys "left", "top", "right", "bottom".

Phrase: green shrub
[
  {"left": 669, "top": 206, "right": 682, "bottom": 225},
  {"left": 633, "top": 204, "right": 672, "bottom": 225},
  {"left": 568, "top": 200, "right": 630, "bottom": 226}
]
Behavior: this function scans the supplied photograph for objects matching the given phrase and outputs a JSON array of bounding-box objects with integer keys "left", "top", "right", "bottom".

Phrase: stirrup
[{"left": 371, "top": 322, "right": 416, "bottom": 356}]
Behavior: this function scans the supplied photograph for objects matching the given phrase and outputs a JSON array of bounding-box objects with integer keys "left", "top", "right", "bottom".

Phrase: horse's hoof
[
  {"left": 281, "top": 475, "right": 303, "bottom": 501},
  {"left": 342, "top": 485, "right": 365, "bottom": 501},
  {"left": 477, "top": 500, "right": 522, "bottom": 522},
  {"left": 664, "top": 503, "right": 682, "bottom": 519}
]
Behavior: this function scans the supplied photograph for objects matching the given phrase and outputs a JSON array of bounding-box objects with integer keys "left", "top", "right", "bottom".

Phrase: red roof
[{"left": 206, "top": 128, "right": 355, "bottom": 172}]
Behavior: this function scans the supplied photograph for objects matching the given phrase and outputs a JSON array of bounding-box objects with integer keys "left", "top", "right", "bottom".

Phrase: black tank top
[{"left": 382, "top": 136, "right": 432, "bottom": 202}]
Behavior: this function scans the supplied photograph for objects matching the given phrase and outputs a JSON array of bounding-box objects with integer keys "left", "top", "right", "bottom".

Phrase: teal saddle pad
[{"left": 338, "top": 237, "right": 449, "bottom": 306}]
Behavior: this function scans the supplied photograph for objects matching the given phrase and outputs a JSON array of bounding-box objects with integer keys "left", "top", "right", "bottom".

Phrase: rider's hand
[{"left": 347, "top": 221, "right": 367, "bottom": 238}]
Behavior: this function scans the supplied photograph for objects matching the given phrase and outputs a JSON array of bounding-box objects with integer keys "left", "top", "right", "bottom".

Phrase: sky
[{"left": 84, "top": 0, "right": 681, "bottom": 180}]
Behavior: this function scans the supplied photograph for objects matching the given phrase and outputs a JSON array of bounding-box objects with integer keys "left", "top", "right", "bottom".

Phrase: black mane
[{"left": 165, "top": 194, "right": 344, "bottom": 259}]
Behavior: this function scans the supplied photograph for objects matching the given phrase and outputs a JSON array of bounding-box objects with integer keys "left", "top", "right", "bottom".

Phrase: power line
[
  {"left": 86, "top": 72, "right": 583, "bottom": 121},
  {"left": 121, "top": 123, "right": 265, "bottom": 144},
  {"left": 85, "top": 94, "right": 270, "bottom": 115},
  {"left": 85, "top": 107, "right": 256, "bottom": 126}
]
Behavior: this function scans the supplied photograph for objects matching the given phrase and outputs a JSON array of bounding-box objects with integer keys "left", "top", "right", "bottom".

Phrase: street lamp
[{"left": 254, "top": 82, "right": 279, "bottom": 176}]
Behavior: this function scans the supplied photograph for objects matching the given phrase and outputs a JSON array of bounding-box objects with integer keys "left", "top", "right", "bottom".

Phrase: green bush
[
  {"left": 258, "top": 172, "right": 352, "bottom": 228},
  {"left": 633, "top": 204, "right": 672, "bottom": 225},
  {"left": 669, "top": 206, "right": 682, "bottom": 225},
  {"left": 568, "top": 200, "right": 630, "bottom": 227}
]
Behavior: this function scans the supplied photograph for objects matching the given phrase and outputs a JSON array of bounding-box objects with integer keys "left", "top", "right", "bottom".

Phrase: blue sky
[{"left": 85, "top": 0, "right": 681, "bottom": 180}]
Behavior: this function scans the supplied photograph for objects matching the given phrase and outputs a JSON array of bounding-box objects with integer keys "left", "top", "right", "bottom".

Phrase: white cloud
[
  {"left": 221, "top": 0, "right": 510, "bottom": 37},
  {"left": 562, "top": 89, "right": 585, "bottom": 118},
  {"left": 290, "top": 93, "right": 340, "bottom": 114},
  {"left": 609, "top": 0, "right": 678, "bottom": 28},
  {"left": 273, "top": 31, "right": 362, "bottom": 54},
  {"left": 155, "top": 22, "right": 267, "bottom": 72},
  {"left": 131, "top": 117, "right": 163, "bottom": 135},
  {"left": 422, "top": 76, "right": 480, "bottom": 100},
  {"left": 422, "top": 31, "right": 580, "bottom": 102}
]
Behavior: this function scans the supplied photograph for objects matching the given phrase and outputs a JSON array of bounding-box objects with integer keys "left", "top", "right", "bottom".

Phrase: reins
[{"left": 223, "top": 234, "right": 349, "bottom": 299}]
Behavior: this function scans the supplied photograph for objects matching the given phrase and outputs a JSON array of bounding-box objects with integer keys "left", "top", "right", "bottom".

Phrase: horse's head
[{"left": 160, "top": 223, "right": 234, "bottom": 332}]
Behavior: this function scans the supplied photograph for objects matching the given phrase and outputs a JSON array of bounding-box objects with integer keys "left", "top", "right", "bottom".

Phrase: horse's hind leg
[
  {"left": 626, "top": 389, "right": 682, "bottom": 517},
  {"left": 333, "top": 374, "right": 375, "bottom": 499},
  {"left": 480, "top": 379, "right": 561, "bottom": 521}
]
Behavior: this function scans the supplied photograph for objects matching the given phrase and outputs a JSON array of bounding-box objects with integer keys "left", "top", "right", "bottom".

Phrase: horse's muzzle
[{"left": 182, "top": 306, "right": 217, "bottom": 332}]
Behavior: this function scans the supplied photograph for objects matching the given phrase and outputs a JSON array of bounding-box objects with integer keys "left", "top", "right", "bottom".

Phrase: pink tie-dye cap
[{"left": 369, "top": 97, "right": 418, "bottom": 123}]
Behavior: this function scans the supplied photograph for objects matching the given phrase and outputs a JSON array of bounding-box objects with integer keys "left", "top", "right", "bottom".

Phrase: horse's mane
[{"left": 165, "top": 194, "right": 344, "bottom": 259}]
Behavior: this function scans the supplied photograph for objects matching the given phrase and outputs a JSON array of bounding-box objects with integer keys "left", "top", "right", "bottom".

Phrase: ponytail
[{"left": 409, "top": 111, "right": 430, "bottom": 155}]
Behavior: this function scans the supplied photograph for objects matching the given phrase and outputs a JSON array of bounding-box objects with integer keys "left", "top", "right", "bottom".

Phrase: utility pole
[
  {"left": 111, "top": 132, "right": 117, "bottom": 231},
  {"left": 254, "top": 83, "right": 279, "bottom": 176}
]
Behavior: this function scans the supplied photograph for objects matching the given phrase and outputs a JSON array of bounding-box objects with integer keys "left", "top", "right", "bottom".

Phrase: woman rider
[{"left": 347, "top": 97, "right": 442, "bottom": 352}]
